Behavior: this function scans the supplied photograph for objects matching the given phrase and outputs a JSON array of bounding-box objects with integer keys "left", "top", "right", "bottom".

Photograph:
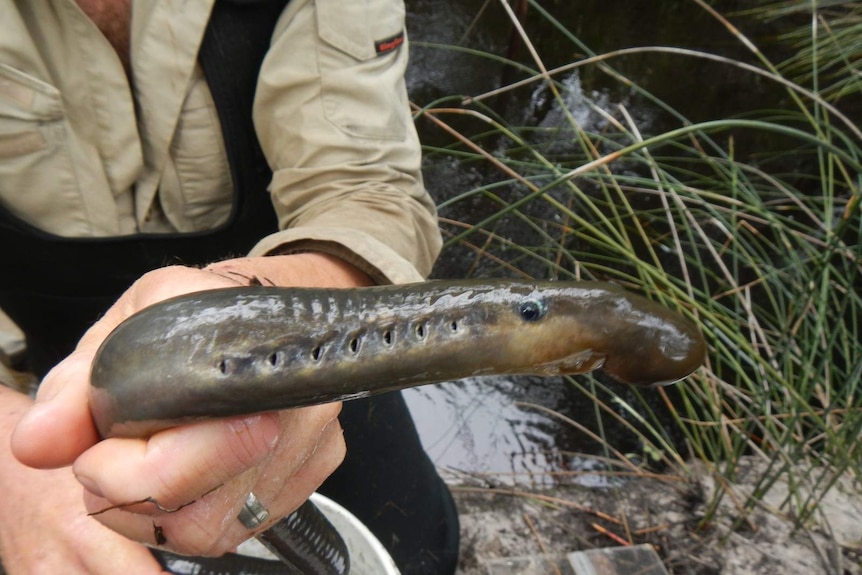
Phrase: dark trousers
[{"left": 321, "top": 392, "right": 460, "bottom": 575}]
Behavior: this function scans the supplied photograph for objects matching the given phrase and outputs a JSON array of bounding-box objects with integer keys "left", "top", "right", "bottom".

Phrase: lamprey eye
[{"left": 518, "top": 299, "right": 547, "bottom": 322}]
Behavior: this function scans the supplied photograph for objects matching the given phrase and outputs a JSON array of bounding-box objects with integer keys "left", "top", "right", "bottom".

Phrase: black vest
[{"left": 0, "top": 0, "right": 288, "bottom": 376}]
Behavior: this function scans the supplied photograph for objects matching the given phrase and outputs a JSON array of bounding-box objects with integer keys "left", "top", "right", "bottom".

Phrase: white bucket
[{"left": 236, "top": 492, "right": 401, "bottom": 575}]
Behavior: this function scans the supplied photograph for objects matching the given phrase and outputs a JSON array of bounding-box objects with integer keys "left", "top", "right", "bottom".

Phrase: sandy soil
[{"left": 450, "top": 457, "right": 862, "bottom": 575}]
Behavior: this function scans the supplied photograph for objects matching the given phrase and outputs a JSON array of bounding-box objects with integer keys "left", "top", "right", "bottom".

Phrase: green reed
[{"left": 414, "top": 0, "right": 862, "bottom": 533}]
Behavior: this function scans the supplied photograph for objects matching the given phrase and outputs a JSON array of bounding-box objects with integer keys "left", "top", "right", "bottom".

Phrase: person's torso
[
  {"left": 0, "top": 0, "right": 288, "bottom": 375},
  {"left": 0, "top": 0, "right": 234, "bottom": 238}
]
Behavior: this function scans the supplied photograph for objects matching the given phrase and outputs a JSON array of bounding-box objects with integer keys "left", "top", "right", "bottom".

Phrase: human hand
[
  {"left": 10, "top": 253, "right": 369, "bottom": 559},
  {"left": 0, "top": 401, "right": 166, "bottom": 574}
]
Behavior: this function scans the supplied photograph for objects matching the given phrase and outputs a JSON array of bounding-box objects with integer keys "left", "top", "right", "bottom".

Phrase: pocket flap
[
  {"left": 316, "top": 0, "right": 405, "bottom": 61},
  {"left": 0, "top": 63, "right": 63, "bottom": 122}
]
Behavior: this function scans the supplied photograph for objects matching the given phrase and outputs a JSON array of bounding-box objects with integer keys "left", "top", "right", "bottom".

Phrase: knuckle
[{"left": 218, "top": 414, "right": 280, "bottom": 471}]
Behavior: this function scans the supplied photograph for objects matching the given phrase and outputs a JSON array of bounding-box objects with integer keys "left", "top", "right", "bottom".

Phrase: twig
[
  {"left": 524, "top": 513, "right": 563, "bottom": 575},
  {"left": 591, "top": 522, "right": 631, "bottom": 546}
]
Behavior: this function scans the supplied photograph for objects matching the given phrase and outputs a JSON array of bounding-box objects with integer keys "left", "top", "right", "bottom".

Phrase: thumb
[
  {"left": 11, "top": 349, "right": 100, "bottom": 468},
  {"left": 12, "top": 265, "right": 240, "bottom": 468}
]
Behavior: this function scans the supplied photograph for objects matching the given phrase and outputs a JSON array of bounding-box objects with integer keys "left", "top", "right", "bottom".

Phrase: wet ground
[{"left": 448, "top": 457, "right": 862, "bottom": 575}]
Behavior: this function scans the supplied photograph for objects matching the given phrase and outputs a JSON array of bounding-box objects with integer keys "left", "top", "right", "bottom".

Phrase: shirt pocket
[
  {"left": 0, "top": 63, "right": 86, "bottom": 234},
  {"left": 315, "top": 0, "right": 408, "bottom": 140}
]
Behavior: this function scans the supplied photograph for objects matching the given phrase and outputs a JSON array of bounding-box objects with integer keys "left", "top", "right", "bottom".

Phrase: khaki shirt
[{"left": 0, "top": 0, "right": 441, "bottom": 284}]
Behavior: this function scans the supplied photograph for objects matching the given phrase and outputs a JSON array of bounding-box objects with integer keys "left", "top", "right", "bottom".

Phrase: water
[
  {"left": 401, "top": 0, "right": 772, "bottom": 479},
  {"left": 402, "top": 0, "right": 631, "bottom": 480},
  {"left": 403, "top": 377, "right": 630, "bottom": 487},
  {"left": 404, "top": 377, "right": 571, "bottom": 484}
]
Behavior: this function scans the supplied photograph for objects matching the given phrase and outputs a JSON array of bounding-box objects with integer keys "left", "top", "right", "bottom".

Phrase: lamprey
[
  {"left": 90, "top": 280, "right": 705, "bottom": 438},
  {"left": 88, "top": 279, "right": 706, "bottom": 575}
]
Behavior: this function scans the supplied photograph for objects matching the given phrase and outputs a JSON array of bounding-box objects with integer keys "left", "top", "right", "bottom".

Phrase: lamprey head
[{"left": 502, "top": 284, "right": 706, "bottom": 386}]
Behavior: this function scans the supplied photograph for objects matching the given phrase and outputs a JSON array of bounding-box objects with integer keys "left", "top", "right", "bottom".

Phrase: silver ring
[{"left": 237, "top": 492, "right": 270, "bottom": 529}]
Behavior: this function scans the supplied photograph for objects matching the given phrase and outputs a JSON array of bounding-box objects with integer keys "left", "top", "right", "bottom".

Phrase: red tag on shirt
[{"left": 375, "top": 31, "right": 405, "bottom": 55}]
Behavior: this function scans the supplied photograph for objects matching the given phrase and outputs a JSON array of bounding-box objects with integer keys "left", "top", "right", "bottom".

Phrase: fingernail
[{"left": 75, "top": 473, "right": 105, "bottom": 498}]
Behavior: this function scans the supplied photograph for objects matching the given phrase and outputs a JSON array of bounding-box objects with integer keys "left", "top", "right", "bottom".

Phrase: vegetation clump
[{"left": 412, "top": 1, "right": 861, "bottom": 569}]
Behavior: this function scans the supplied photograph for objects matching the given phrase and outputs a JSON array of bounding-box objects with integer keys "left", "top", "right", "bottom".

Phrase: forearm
[{"left": 252, "top": 0, "right": 442, "bottom": 284}]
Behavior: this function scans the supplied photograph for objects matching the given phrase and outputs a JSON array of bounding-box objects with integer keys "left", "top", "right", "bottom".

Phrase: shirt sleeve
[{"left": 249, "top": 0, "right": 441, "bottom": 285}]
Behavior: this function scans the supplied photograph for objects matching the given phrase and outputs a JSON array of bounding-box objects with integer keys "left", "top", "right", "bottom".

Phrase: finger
[
  {"left": 261, "top": 403, "right": 343, "bottom": 475},
  {"left": 73, "top": 413, "right": 282, "bottom": 512},
  {"left": 11, "top": 350, "right": 100, "bottom": 468},
  {"left": 215, "top": 414, "right": 346, "bottom": 542},
  {"left": 82, "top": 406, "right": 344, "bottom": 557},
  {"left": 252, "top": 409, "right": 346, "bottom": 519},
  {"left": 88, "top": 417, "right": 346, "bottom": 557},
  {"left": 181, "top": 406, "right": 346, "bottom": 554},
  {"left": 251, "top": 415, "right": 346, "bottom": 527},
  {"left": 12, "top": 266, "right": 247, "bottom": 469},
  {"left": 77, "top": 492, "right": 216, "bottom": 560}
]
